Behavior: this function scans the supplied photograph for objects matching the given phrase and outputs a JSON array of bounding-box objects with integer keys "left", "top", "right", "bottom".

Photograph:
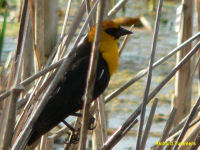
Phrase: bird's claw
[
  {"left": 65, "top": 131, "right": 80, "bottom": 144},
  {"left": 69, "top": 132, "right": 80, "bottom": 144},
  {"left": 88, "top": 115, "right": 96, "bottom": 130}
]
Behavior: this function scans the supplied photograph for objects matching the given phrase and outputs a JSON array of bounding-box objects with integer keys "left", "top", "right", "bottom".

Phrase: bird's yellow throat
[{"left": 88, "top": 30, "right": 119, "bottom": 76}]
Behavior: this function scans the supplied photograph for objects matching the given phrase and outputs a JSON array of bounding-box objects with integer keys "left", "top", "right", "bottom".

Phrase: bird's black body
[
  {"left": 28, "top": 36, "right": 110, "bottom": 145},
  {"left": 27, "top": 20, "right": 133, "bottom": 146}
]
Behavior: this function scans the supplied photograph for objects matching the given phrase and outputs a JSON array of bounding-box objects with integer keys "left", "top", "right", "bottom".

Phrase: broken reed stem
[
  {"left": 0, "top": 0, "right": 28, "bottom": 149},
  {"left": 78, "top": 1, "right": 105, "bottom": 149},
  {"left": 102, "top": 42, "right": 200, "bottom": 150},
  {"left": 156, "top": 107, "right": 177, "bottom": 150},
  {"left": 119, "top": 25, "right": 134, "bottom": 56},
  {"left": 140, "top": 98, "right": 158, "bottom": 150},
  {"left": 61, "top": 0, "right": 72, "bottom": 37},
  {"left": 101, "top": 119, "right": 138, "bottom": 150},
  {"left": 105, "top": 32, "right": 200, "bottom": 104},
  {"left": 136, "top": 0, "right": 163, "bottom": 149},
  {"left": 173, "top": 96, "right": 200, "bottom": 150}
]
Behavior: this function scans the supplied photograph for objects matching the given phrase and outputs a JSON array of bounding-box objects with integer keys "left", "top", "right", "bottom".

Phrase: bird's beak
[{"left": 117, "top": 27, "right": 133, "bottom": 37}]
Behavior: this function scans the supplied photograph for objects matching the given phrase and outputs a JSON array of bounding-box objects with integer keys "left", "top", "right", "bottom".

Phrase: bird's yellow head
[{"left": 88, "top": 20, "right": 132, "bottom": 76}]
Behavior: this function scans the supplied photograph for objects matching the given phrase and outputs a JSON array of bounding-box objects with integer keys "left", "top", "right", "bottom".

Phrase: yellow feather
[
  {"left": 88, "top": 30, "right": 119, "bottom": 76},
  {"left": 99, "top": 31, "right": 119, "bottom": 76},
  {"left": 88, "top": 20, "right": 120, "bottom": 76}
]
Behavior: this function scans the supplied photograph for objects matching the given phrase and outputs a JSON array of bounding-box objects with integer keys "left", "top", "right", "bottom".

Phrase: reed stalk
[{"left": 136, "top": 0, "right": 163, "bottom": 149}]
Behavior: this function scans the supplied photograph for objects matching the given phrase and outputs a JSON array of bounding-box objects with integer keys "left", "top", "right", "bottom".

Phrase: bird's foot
[
  {"left": 88, "top": 114, "right": 96, "bottom": 130},
  {"left": 68, "top": 131, "right": 80, "bottom": 144},
  {"left": 65, "top": 130, "right": 80, "bottom": 144},
  {"left": 71, "top": 112, "right": 96, "bottom": 130},
  {"left": 63, "top": 120, "right": 80, "bottom": 144}
]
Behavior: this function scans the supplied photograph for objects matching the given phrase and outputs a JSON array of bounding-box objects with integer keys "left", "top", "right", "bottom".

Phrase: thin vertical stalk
[
  {"left": 78, "top": 1, "right": 105, "bottom": 149},
  {"left": 136, "top": 0, "right": 163, "bottom": 149},
  {"left": 156, "top": 107, "right": 177, "bottom": 150},
  {"left": 92, "top": 97, "right": 108, "bottom": 150},
  {"left": 173, "top": 0, "right": 194, "bottom": 126},
  {"left": 140, "top": 98, "right": 158, "bottom": 150},
  {"left": 59, "top": 1, "right": 86, "bottom": 57},
  {"left": 61, "top": 0, "right": 72, "bottom": 37},
  {"left": 97, "top": 97, "right": 107, "bottom": 142},
  {"left": 85, "top": 0, "right": 93, "bottom": 27},
  {"left": 34, "top": 0, "right": 45, "bottom": 70},
  {"left": 55, "top": 0, "right": 72, "bottom": 60}
]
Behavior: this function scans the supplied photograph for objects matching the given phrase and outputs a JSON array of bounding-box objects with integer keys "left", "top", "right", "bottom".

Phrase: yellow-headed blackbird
[{"left": 28, "top": 20, "right": 132, "bottom": 145}]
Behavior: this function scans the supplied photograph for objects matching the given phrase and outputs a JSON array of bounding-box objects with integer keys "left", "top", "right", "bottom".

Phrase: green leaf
[{"left": 0, "top": 6, "right": 8, "bottom": 60}]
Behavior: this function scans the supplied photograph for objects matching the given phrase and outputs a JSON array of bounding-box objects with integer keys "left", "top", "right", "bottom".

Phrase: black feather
[{"left": 28, "top": 36, "right": 110, "bottom": 145}]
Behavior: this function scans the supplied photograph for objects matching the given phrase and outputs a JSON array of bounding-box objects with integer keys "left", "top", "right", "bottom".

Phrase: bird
[{"left": 27, "top": 20, "right": 133, "bottom": 145}]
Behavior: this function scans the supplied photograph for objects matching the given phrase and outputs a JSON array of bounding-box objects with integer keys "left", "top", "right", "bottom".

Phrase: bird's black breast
[{"left": 28, "top": 37, "right": 110, "bottom": 145}]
